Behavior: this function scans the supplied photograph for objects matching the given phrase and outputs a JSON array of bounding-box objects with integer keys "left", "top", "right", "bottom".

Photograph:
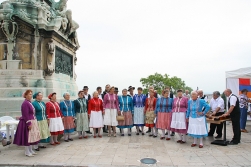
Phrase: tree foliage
[{"left": 140, "top": 73, "right": 193, "bottom": 94}]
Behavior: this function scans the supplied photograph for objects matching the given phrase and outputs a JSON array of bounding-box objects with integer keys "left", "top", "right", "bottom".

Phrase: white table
[{"left": 5, "top": 120, "right": 19, "bottom": 142}]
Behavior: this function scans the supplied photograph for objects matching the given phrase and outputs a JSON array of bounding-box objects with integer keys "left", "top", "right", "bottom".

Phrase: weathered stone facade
[{"left": 0, "top": 0, "right": 79, "bottom": 116}]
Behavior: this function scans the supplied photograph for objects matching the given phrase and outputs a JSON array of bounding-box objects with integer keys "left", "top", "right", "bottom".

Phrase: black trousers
[
  {"left": 230, "top": 111, "right": 241, "bottom": 143},
  {"left": 208, "top": 112, "right": 224, "bottom": 136}
]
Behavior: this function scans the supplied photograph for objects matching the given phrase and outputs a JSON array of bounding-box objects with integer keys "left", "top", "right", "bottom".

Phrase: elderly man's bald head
[
  {"left": 224, "top": 89, "right": 232, "bottom": 97},
  {"left": 197, "top": 89, "right": 204, "bottom": 97}
]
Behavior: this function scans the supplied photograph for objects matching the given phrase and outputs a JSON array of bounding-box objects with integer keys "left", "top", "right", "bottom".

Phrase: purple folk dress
[{"left": 13, "top": 100, "right": 41, "bottom": 146}]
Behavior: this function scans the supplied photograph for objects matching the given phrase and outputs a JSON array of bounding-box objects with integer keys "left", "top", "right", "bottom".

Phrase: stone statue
[
  {"left": 74, "top": 56, "right": 77, "bottom": 65},
  {"left": 45, "top": 39, "right": 55, "bottom": 76},
  {"left": 20, "top": 76, "right": 28, "bottom": 87},
  {"left": 52, "top": 0, "right": 80, "bottom": 48},
  {"left": 47, "top": 39, "right": 55, "bottom": 54},
  {"left": 53, "top": 0, "right": 79, "bottom": 35}
]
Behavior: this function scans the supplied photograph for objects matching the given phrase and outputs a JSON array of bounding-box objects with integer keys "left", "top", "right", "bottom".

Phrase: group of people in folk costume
[{"left": 12, "top": 84, "right": 246, "bottom": 156}]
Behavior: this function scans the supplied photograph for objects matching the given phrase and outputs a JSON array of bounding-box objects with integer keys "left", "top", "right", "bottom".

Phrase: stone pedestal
[{"left": 0, "top": 0, "right": 80, "bottom": 116}]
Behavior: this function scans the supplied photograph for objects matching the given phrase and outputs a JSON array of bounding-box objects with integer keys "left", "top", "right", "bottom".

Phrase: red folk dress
[
  {"left": 88, "top": 97, "right": 104, "bottom": 128},
  {"left": 46, "top": 101, "right": 64, "bottom": 135},
  {"left": 144, "top": 97, "right": 157, "bottom": 127}
]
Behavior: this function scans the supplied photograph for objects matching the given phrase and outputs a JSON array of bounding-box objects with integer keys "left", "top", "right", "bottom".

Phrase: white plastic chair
[
  {"left": 0, "top": 116, "right": 15, "bottom": 130},
  {"left": 0, "top": 116, "right": 16, "bottom": 142}
]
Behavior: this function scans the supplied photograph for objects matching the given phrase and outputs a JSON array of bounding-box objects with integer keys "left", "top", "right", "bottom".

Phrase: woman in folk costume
[
  {"left": 170, "top": 89, "right": 188, "bottom": 143},
  {"left": 144, "top": 89, "right": 157, "bottom": 137},
  {"left": 60, "top": 92, "right": 76, "bottom": 142},
  {"left": 46, "top": 92, "right": 64, "bottom": 145},
  {"left": 74, "top": 90, "right": 89, "bottom": 139},
  {"left": 103, "top": 86, "right": 120, "bottom": 137},
  {"left": 32, "top": 92, "right": 51, "bottom": 151},
  {"left": 133, "top": 87, "right": 147, "bottom": 135},
  {"left": 13, "top": 90, "right": 41, "bottom": 157},
  {"left": 155, "top": 90, "right": 173, "bottom": 140},
  {"left": 117, "top": 89, "right": 134, "bottom": 136},
  {"left": 89, "top": 91, "right": 104, "bottom": 138},
  {"left": 186, "top": 91, "right": 210, "bottom": 148}
]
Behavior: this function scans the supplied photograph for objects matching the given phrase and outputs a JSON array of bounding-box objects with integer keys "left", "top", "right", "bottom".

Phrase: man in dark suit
[
  {"left": 83, "top": 86, "right": 92, "bottom": 134},
  {"left": 223, "top": 89, "right": 241, "bottom": 145},
  {"left": 101, "top": 84, "right": 110, "bottom": 133},
  {"left": 83, "top": 86, "right": 91, "bottom": 101},
  {"left": 102, "top": 84, "right": 110, "bottom": 99}
]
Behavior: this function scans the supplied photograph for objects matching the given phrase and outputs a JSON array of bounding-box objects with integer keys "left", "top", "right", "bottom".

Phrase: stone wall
[{"left": 0, "top": 0, "right": 80, "bottom": 116}]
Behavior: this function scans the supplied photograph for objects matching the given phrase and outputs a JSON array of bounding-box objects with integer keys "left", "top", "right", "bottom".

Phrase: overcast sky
[
  {"left": 66, "top": 0, "right": 251, "bottom": 94},
  {"left": 6, "top": 0, "right": 251, "bottom": 94}
]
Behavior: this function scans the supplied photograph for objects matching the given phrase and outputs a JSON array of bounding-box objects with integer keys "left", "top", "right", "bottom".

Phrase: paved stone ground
[{"left": 1, "top": 122, "right": 251, "bottom": 167}]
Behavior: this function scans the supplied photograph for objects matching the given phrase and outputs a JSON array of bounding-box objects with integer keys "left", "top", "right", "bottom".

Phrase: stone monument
[{"left": 0, "top": 0, "right": 79, "bottom": 116}]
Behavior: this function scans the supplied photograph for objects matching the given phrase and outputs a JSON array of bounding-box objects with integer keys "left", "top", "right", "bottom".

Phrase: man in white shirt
[
  {"left": 223, "top": 89, "right": 241, "bottom": 145},
  {"left": 183, "top": 90, "right": 191, "bottom": 99},
  {"left": 83, "top": 86, "right": 92, "bottom": 134},
  {"left": 208, "top": 91, "right": 225, "bottom": 138},
  {"left": 145, "top": 86, "right": 160, "bottom": 98}
]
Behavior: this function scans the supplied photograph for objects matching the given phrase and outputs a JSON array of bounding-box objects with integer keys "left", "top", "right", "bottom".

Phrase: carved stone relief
[{"left": 55, "top": 47, "right": 73, "bottom": 77}]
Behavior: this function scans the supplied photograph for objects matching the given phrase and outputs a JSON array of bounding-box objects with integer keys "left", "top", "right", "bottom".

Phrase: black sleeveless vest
[{"left": 228, "top": 94, "right": 240, "bottom": 115}]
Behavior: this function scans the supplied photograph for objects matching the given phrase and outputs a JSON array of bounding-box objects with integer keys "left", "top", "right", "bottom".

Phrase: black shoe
[
  {"left": 86, "top": 131, "right": 92, "bottom": 134},
  {"left": 64, "top": 140, "right": 69, "bottom": 142},
  {"left": 208, "top": 133, "right": 213, "bottom": 137},
  {"left": 171, "top": 132, "right": 175, "bottom": 136},
  {"left": 215, "top": 135, "right": 222, "bottom": 139},
  {"left": 35, "top": 148, "right": 40, "bottom": 151},
  {"left": 142, "top": 133, "right": 145, "bottom": 135},
  {"left": 121, "top": 134, "right": 125, "bottom": 136},
  {"left": 165, "top": 132, "right": 168, "bottom": 135},
  {"left": 68, "top": 138, "right": 73, "bottom": 141},
  {"left": 153, "top": 135, "right": 157, "bottom": 138},
  {"left": 103, "top": 130, "right": 108, "bottom": 133},
  {"left": 128, "top": 134, "right": 131, "bottom": 136},
  {"left": 228, "top": 141, "right": 238, "bottom": 145},
  {"left": 136, "top": 133, "right": 139, "bottom": 135},
  {"left": 146, "top": 130, "right": 151, "bottom": 133},
  {"left": 3, "top": 141, "right": 11, "bottom": 147},
  {"left": 139, "top": 129, "right": 142, "bottom": 133}
]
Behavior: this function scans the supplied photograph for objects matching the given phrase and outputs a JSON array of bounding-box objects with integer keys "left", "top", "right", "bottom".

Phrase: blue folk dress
[
  {"left": 186, "top": 99, "right": 210, "bottom": 138},
  {"left": 155, "top": 97, "right": 173, "bottom": 130},
  {"left": 133, "top": 94, "right": 146, "bottom": 126},
  {"left": 117, "top": 95, "right": 134, "bottom": 129},
  {"left": 60, "top": 100, "right": 75, "bottom": 133}
]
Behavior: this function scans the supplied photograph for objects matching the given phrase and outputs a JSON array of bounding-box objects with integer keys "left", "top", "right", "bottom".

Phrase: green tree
[{"left": 140, "top": 73, "right": 193, "bottom": 94}]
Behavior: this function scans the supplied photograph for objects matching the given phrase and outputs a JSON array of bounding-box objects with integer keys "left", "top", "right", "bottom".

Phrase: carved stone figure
[
  {"left": 35, "top": 79, "right": 46, "bottom": 87},
  {"left": 52, "top": 0, "right": 80, "bottom": 48},
  {"left": 20, "top": 76, "right": 28, "bottom": 87},
  {"left": 53, "top": 0, "right": 79, "bottom": 35},
  {"left": 74, "top": 56, "right": 77, "bottom": 65},
  {"left": 45, "top": 39, "right": 55, "bottom": 76},
  {"left": 47, "top": 39, "right": 55, "bottom": 54}
]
